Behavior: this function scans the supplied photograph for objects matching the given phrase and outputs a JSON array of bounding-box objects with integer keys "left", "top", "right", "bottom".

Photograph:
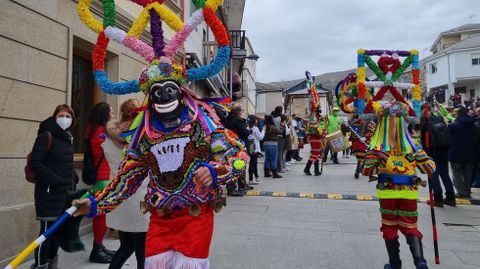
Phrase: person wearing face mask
[{"left": 30, "top": 104, "right": 76, "bottom": 269}]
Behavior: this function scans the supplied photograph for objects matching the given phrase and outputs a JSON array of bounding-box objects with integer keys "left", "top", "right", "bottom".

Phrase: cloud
[{"left": 243, "top": 0, "right": 480, "bottom": 82}]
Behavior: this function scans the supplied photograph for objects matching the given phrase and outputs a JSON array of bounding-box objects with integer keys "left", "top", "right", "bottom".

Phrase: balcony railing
[{"left": 229, "top": 30, "right": 246, "bottom": 50}]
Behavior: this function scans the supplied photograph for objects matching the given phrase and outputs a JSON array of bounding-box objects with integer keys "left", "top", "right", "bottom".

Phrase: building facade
[
  {"left": 0, "top": 0, "right": 243, "bottom": 265},
  {"left": 255, "top": 82, "right": 284, "bottom": 117},
  {"left": 423, "top": 24, "right": 480, "bottom": 105}
]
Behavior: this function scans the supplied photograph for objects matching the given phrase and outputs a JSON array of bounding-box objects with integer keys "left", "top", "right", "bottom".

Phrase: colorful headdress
[
  {"left": 305, "top": 71, "right": 321, "bottom": 119},
  {"left": 368, "top": 102, "right": 418, "bottom": 155},
  {"left": 77, "top": 0, "right": 231, "bottom": 148},
  {"left": 336, "top": 49, "right": 421, "bottom": 118}
]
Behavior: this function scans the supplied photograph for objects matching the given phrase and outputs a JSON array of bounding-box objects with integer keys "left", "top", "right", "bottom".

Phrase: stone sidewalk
[{"left": 15, "top": 151, "right": 480, "bottom": 269}]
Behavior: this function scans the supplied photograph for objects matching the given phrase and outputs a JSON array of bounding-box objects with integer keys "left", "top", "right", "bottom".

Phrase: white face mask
[{"left": 56, "top": 117, "right": 72, "bottom": 130}]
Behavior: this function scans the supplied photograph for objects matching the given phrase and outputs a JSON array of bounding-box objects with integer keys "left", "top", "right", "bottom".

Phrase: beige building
[
  {"left": 0, "top": 0, "right": 236, "bottom": 265},
  {"left": 283, "top": 80, "right": 333, "bottom": 119},
  {"left": 255, "top": 82, "right": 284, "bottom": 116}
]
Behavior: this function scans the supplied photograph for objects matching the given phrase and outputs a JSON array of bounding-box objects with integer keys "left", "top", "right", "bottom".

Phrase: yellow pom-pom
[
  {"left": 358, "top": 49, "right": 365, "bottom": 54},
  {"left": 233, "top": 160, "right": 246, "bottom": 170},
  {"left": 410, "top": 50, "right": 419, "bottom": 55},
  {"left": 372, "top": 101, "right": 381, "bottom": 112}
]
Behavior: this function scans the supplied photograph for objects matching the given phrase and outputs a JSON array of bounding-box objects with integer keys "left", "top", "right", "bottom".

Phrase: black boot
[
  {"left": 406, "top": 236, "right": 428, "bottom": 269},
  {"left": 354, "top": 162, "right": 361, "bottom": 179},
  {"left": 314, "top": 161, "right": 321, "bottom": 176},
  {"left": 304, "top": 161, "right": 312, "bottom": 176},
  {"left": 48, "top": 256, "right": 60, "bottom": 269},
  {"left": 89, "top": 243, "right": 112, "bottom": 264},
  {"left": 444, "top": 192, "right": 456, "bottom": 207},
  {"left": 384, "top": 239, "right": 402, "bottom": 269}
]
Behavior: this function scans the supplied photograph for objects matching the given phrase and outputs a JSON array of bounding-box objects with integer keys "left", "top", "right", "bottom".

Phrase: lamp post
[{"left": 229, "top": 53, "right": 260, "bottom": 99}]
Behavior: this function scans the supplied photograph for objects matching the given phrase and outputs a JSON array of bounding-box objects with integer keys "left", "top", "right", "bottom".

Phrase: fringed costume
[
  {"left": 362, "top": 102, "right": 435, "bottom": 269},
  {"left": 76, "top": 1, "right": 247, "bottom": 268}
]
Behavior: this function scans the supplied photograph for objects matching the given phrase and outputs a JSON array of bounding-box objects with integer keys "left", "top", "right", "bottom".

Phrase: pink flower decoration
[{"left": 124, "top": 36, "right": 156, "bottom": 62}]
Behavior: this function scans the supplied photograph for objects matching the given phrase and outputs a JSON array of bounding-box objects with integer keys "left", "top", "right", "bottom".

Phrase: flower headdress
[{"left": 77, "top": 0, "right": 231, "bottom": 148}]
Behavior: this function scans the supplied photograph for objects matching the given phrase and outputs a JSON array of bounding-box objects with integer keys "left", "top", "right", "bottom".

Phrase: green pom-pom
[{"left": 233, "top": 160, "right": 245, "bottom": 170}]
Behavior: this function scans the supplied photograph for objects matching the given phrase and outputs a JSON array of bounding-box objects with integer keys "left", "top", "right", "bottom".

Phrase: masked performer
[
  {"left": 349, "top": 115, "right": 376, "bottom": 178},
  {"left": 304, "top": 109, "right": 328, "bottom": 176},
  {"left": 362, "top": 102, "right": 435, "bottom": 269},
  {"left": 74, "top": 1, "right": 247, "bottom": 268}
]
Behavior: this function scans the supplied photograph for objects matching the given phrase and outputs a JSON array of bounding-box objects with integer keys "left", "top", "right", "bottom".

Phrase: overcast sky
[{"left": 243, "top": 0, "right": 480, "bottom": 83}]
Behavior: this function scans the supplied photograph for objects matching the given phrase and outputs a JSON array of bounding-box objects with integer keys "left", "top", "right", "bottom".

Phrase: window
[
  {"left": 430, "top": 63, "right": 437, "bottom": 74},
  {"left": 472, "top": 54, "right": 480, "bottom": 65}
]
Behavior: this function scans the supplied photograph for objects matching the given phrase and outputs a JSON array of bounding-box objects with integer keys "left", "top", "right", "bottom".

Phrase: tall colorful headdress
[
  {"left": 77, "top": 0, "right": 231, "bottom": 148},
  {"left": 341, "top": 49, "right": 423, "bottom": 154},
  {"left": 305, "top": 71, "right": 321, "bottom": 117}
]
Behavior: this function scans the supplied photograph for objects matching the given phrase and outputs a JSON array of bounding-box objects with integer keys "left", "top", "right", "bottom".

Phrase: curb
[{"left": 244, "top": 190, "right": 480, "bottom": 206}]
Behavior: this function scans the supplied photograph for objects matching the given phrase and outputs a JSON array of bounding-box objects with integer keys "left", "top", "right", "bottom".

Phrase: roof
[
  {"left": 430, "top": 23, "right": 480, "bottom": 51},
  {"left": 255, "top": 82, "right": 283, "bottom": 93},
  {"left": 283, "top": 80, "right": 331, "bottom": 96},
  {"left": 443, "top": 23, "right": 480, "bottom": 34},
  {"left": 424, "top": 34, "right": 480, "bottom": 62}
]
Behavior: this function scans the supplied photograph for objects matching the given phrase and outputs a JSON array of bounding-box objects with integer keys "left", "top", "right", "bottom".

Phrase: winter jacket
[
  {"left": 31, "top": 117, "right": 74, "bottom": 219},
  {"left": 248, "top": 126, "right": 265, "bottom": 153},
  {"left": 448, "top": 115, "right": 476, "bottom": 163},
  {"left": 421, "top": 115, "right": 450, "bottom": 163},
  {"left": 474, "top": 116, "right": 480, "bottom": 159},
  {"left": 264, "top": 125, "right": 284, "bottom": 142},
  {"left": 223, "top": 114, "right": 250, "bottom": 144},
  {"left": 88, "top": 126, "right": 111, "bottom": 181}
]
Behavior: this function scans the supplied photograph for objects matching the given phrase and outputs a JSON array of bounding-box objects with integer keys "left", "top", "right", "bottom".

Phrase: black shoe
[
  {"left": 245, "top": 185, "right": 254, "bottom": 190},
  {"left": 101, "top": 245, "right": 116, "bottom": 257},
  {"left": 354, "top": 172, "right": 359, "bottom": 179},
  {"left": 227, "top": 190, "right": 244, "bottom": 197},
  {"left": 427, "top": 200, "right": 444, "bottom": 208},
  {"left": 333, "top": 159, "right": 339, "bottom": 164},
  {"left": 443, "top": 199, "right": 456, "bottom": 207},
  {"left": 455, "top": 193, "right": 471, "bottom": 199},
  {"left": 89, "top": 244, "right": 112, "bottom": 264}
]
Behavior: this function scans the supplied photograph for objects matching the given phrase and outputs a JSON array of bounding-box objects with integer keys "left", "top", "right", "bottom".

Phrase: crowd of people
[{"left": 26, "top": 98, "right": 480, "bottom": 268}]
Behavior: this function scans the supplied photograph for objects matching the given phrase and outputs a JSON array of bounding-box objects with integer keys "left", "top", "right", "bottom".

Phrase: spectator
[
  {"left": 85, "top": 102, "right": 116, "bottom": 263},
  {"left": 102, "top": 99, "right": 150, "bottom": 269},
  {"left": 285, "top": 116, "right": 299, "bottom": 170},
  {"left": 294, "top": 116, "right": 306, "bottom": 161},
  {"left": 263, "top": 115, "right": 284, "bottom": 178},
  {"left": 421, "top": 104, "right": 456, "bottom": 207},
  {"left": 30, "top": 104, "right": 76, "bottom": 269},
  {"left": 272, "top": 106, "right": 286, "bottom": 172},
  {"left": 222, "top": 105, "right": 252, "bottom": 196},
  {"left": 448, "top": 106, "right": 476, "bottom": 198},
  {"left": 323, "top": 106, "right": 342, "bottom": 164},
  {"left": 474, "top": 97, "right": 480, "bottom": 109},
  {"left": 472, "top": 108, "right": 480, "bottom": 188},
  {"left": 247, "top": 115, "right": 265, "bottom": 185}
]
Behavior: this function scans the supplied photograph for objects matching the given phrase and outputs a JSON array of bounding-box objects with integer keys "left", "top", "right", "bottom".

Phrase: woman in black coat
[{"left": 30, "top": 104, "right": 76, "bottom": 269}]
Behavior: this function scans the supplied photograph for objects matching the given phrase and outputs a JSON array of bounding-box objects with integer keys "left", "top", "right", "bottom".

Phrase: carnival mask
[{"left": 149, "top": 81, "right": 183, "bottom": 120}]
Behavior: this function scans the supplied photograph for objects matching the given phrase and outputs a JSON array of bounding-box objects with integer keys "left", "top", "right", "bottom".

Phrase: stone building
[{"left": 0, "top": 0, "right": 240, "bottom": 265}]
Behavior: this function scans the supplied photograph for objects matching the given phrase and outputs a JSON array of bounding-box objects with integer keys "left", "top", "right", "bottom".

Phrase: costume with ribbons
[{"left": 76, "top": 1, "right": 247, "bottom": 268}]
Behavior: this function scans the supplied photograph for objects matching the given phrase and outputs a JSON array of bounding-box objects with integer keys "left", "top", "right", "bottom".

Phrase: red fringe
[
  {"left": 93, "top": 32, "right": 109, "bottom": 71},
  {"left": 203, "top": 7, "right": 230, "bottom": 46}
]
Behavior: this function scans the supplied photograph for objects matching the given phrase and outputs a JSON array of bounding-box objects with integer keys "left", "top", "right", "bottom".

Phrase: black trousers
[
  {"left": 249, "top": 154, "right": 259, "bottom": 181},
  {"left": 34, "top": 221, "right": 59, "bottom": 266},
  {"left": 108, "top": 231, "right": 146, "bottom": 269}
]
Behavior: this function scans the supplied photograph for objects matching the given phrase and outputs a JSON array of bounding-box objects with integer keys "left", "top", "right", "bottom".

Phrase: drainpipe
[{"left": 447, "top": 52, "right": 452, "bottom": 97}]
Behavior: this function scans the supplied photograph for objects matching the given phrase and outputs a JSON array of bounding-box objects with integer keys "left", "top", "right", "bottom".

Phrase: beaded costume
[{"left": 77, "top": 1, "right": 247, "bottom": 268}]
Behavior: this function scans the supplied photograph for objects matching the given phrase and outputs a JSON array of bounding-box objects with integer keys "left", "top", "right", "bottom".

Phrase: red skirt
[{"left": 145, "top": 204, "right": 214, "bottom": 259}]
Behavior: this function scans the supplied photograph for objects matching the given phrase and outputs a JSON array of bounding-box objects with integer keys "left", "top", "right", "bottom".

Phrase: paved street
[{"left": 17, "top": 152, "right": 480, "bottom": 269}]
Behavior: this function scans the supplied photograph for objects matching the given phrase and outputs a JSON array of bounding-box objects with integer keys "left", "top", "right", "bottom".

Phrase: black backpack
[
  {"left": 428, "top": 116, "right": 451, "bottom": 147},
  {"left": 81, "top": 138, "right": 104, "bottom": 185}
]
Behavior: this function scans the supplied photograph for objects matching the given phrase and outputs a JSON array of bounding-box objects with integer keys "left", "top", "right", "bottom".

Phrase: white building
[{"left": 423, "top": 24, "right": 480, "bottom": 104}]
